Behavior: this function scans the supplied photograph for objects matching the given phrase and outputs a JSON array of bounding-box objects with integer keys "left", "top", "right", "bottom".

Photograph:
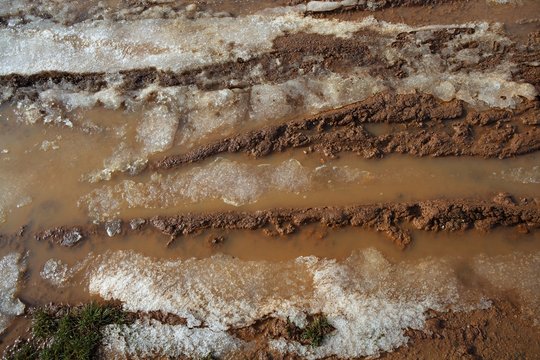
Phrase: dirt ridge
[
  {"left": 156, "top": 92, "right": 540, "bottom": 169},
  {"left": 30, "top": 195, "right": 540, "bottom": 249}
]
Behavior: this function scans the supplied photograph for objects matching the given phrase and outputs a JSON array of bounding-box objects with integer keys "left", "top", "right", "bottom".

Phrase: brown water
[
  {"left": 1, "top": 2, "right": 539, "bottom": 356},
  {"left": 1, "top": 105, "right": 539, "bottom": 233},
  {"left": 1, "top": 224, "right": 538, "bottom": 305}
]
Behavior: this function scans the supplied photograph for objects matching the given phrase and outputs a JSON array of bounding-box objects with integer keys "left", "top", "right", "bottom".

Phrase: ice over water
[
  {"left": 83, "top": 249, "right": 540, "bottom": 359},
  {"left": 79, "top": 158, "right": 369, "bottom": 220},
  {"left": 0, "top": 253, "right": 25, "bottom": 334}
]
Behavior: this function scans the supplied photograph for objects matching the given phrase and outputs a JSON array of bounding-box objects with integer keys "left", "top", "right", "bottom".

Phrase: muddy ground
[
  {"left": 0, "top": 0, "right": 539, "bottom": 359},
  {"left": 28, "top": 195, "right": 539, "bottom": 250}
]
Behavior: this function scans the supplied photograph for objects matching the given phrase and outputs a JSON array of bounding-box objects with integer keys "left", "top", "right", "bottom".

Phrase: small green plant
[
  {"left": 8, "top": 342, "right": 40, "bottom": 360},
  {"left": 300, "top": 315, "right": 333, "bottom": 347},
  {"left": 6, "top": 302, "right": 126, "bottom": 360}
]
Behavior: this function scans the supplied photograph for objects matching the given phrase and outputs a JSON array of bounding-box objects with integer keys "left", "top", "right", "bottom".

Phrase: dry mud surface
[{"left": 0, "top": 0, "right": 539, "bottom": 359}]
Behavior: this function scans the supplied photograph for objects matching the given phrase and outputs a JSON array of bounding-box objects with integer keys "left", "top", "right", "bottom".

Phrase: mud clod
[{"left": 35, "top": 227, "right": 85, "bottom": 247}]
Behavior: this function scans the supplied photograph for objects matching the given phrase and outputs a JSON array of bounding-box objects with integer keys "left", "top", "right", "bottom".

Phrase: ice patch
[
  {"left": 137, "top": 105, "right": 179, "bottom": 154},
  {"left": 85, "top": 249, "right": 540, "bottom": 359},
  {"left": 41, "top": 257, "right": 90, "bottom": 287},
  {"left": 41, "top": 259, "right": 72, "bottom": 287},
  {"left": 0, "top": 172, "right": 31, "bottom": 225},
  {"left": 180, "top": 89, "right": 249, "bottom": 145},
  {"left": 101, "top": 319, "right": 243, "bottom": 359},
  {"left": 498, "top": 165, "right": 540, "bottom": 184},
  {"left": 79, "top": 158, "right": 365, "bottom": 220},
  {"left": 89, "top": 252, "right": 312, "bottom": 330},
  {"left": 0, "top": 253, "right": 25, "bottom": 334}
]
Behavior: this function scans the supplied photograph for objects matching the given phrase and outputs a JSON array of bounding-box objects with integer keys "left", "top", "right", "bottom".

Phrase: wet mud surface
[
  {"left": 26, "top": 195, "right": 539, "bottom": 249},
  {"left": 1, "top": 0, "right": 539, "bottom": 359},
  {"left": 156, "top": 93, "right": 540, "bottom": 169}
]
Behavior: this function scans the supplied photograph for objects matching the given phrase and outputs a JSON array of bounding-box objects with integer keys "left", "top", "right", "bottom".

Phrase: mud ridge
[
  {"left": 33, "top": 195, "right": 540, "bottom": 249},
  {"left": 155, "top": 93, "right": 540, "bottom": 169},
  {"left": 1, "top": 25, "right": 533, "bottom": 102}
]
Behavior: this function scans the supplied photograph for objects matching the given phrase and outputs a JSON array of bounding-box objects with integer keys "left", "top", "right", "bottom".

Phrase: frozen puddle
[
  {"left": 80, "top": 158, "right": 355, "bottom": 219},
  {"left": 68, "top": 248, "right": 539, "bottom": 359},
  {"left": 79, "top": 154, "right": 540, "bottom": 222}
]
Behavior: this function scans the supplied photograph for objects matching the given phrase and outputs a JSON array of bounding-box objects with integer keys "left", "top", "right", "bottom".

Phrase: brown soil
[
  {"left": 0, "top": 22, "right": 530, "bottom": 101},
  {"left": 381, "top": 299, "right": 540, "bottom": 360},
  {"left": 31, "top": 195, "right": 540, "bottom": 249},
  {"left": 225, "top": 298, "right": 540, "bottom": 360},
  {"left": 155, "top": 93, "right": 540, "bottom": 169}
]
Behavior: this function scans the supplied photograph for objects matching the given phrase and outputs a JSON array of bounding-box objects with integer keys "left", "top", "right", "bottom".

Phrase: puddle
[
  {"left": 1, "top": 102, "right": 538, "bottom": 230},
  {"left": 0, "top": 0, "right": 539, "bottom": 358}
]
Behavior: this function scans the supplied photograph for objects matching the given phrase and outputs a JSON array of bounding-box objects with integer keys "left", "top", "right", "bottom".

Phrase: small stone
[
  {"left": 106, "top": 219, "right": 122, "bottom": 237},
  {"left": 61, "top": 229, "right": 83, "bottom": 247},
  {"left": 130, "top": 218, "right": 147, "bottom": 230},
  {"left": 516, "top": 224, "right": 529, "bottom": 234}
]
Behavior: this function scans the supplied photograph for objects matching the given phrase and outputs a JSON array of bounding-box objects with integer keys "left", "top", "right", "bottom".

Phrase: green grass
[
  {"left": 300, "top": 315, "right": 333, "bottom": 347},
  {"left": 6, "top": 303, "right": 126, "bottom": 360}
]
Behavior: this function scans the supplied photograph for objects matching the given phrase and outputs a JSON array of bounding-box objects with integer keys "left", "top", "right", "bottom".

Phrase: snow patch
[
  {"left": 101, "top": 319, "right": 243, "bottom": 359},
  {"left": 0, "top": 253, "right": 25, "bottom": 334},
  {"left": 85, "top": 249, "right": 540, "bottom": 358}
]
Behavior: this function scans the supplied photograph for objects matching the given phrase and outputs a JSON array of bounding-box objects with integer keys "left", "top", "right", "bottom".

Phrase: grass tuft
[
  {"left": 300, "top": 315, "right": 333, "bottom": 347},
  {"left": 6, "top": 302, "right": 126, "bottom": 360}
]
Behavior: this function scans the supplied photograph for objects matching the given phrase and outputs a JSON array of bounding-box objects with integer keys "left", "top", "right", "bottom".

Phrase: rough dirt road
[{"left": 0, "top": 0, "right": 539, "bottom": 359}]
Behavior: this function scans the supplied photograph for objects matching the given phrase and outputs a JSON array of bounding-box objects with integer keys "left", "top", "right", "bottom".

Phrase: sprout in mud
[
  {"left": 300, "top": 315, "right": 334, "bottom": 347},
  {"left": 286, "top": 314, "right": 334, "bottom": 348}
]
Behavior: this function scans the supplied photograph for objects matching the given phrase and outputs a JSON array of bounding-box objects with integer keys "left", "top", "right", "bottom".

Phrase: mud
[
  {"left": 232, "top": 313, "right": 334, "bottom": 348},
  {"left": 28, "top": 195, "right": 539, "bottom": 249},
  {"left": 156, "top": 93, "right": 540, "bottom": 169},
  {"left": 0, "top": 21, "right": 533, "bottom": 102},
  {"left": 1, "top": 0, "right": 539, "bottom": 358},
  {"left": 150, "top": 196, "right": 540, "bottom": 248},
  {"left": 223, "top": 299, "right": 540, "bottom": 360},
  {"left": 381, "top": 299, "right": 540, "bottom": 360}
]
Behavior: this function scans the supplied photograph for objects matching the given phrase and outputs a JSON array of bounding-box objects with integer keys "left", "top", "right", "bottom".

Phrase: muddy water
[
  {"left": 1, "top": 103, "right": 539, "bottom": 231},
  {"left": 0, "top": 1, "right": 539, "bottom": 357},
  {"left": 1, "top": 225, "right": 538, "bottom": 306}
]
